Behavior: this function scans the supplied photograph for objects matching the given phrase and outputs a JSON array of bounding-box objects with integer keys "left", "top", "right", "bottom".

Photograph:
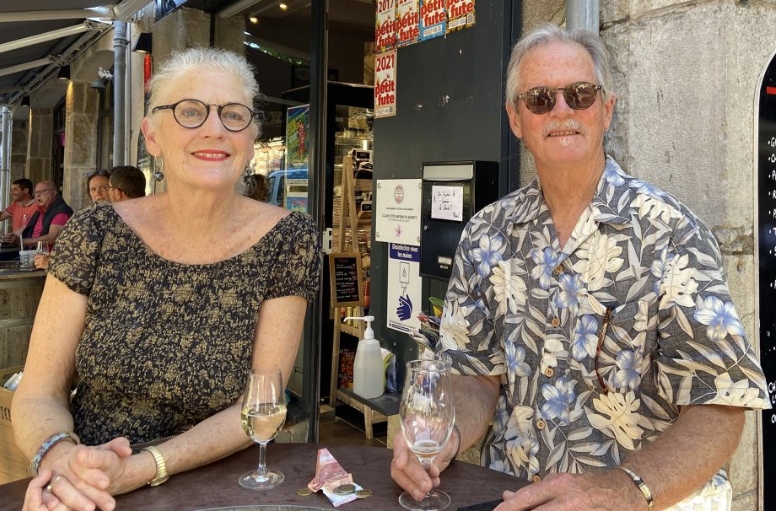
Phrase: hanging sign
[
  {"left": 396, "top": 0, "right": 420, "bottom": 47},
  {"left": 420, "top": 0, "right": 446, "bottom": 40},
  {"left": 447, "top": 0, "right": 475, "bottom": 32},
  {"left": 375, "top": 50, "right": 397, "bottom": 118},
  {"left": 375, "top": 0, "right": 398, "bottom": 52}
]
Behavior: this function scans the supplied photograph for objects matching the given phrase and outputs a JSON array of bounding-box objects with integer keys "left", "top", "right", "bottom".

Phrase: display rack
[{"left": 329, "top": 153, "right": 368, "bottom": 407}]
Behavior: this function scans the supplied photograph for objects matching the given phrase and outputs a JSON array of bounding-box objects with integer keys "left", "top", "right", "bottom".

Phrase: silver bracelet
[
  {"left": 30, "top": 431, "right": 80, "bottom": 476},
  {"left": 615, "top": 466, "right": 655, "bottom": 511}
]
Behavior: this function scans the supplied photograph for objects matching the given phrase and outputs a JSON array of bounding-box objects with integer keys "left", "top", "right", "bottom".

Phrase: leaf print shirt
[{"left": 437, "top": 155, "right": 769, "bottom": 485}]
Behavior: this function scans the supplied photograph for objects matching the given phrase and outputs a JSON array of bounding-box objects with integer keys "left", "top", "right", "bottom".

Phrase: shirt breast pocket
[{"left": 596, "top": 298, "right": 657, "bottom": 393}]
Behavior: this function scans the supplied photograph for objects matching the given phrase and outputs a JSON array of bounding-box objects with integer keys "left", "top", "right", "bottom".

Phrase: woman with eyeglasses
[
  {"left": 87, "top": 169, "right": 111, "bottom": 203},
  {"left": 16, "top": 47, "right": 321, "bottom": 511}
]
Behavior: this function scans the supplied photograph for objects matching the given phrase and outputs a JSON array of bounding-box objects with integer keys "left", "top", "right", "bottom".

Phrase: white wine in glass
[
  {"left": 238, "top": 369, "right": 287, "bottom": 490},
  {"left": 399, "top": 359, "right": 456, "bottom": 511}
]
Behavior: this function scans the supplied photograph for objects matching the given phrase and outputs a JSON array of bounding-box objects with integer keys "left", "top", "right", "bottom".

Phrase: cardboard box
[{"left": 0, "top": 365, "right": 31, "bottom": 484}]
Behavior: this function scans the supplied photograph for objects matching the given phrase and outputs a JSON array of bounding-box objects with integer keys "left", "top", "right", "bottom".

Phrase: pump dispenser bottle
[{"left": 344, "top": 315, "right": 384, "bottom": 399}]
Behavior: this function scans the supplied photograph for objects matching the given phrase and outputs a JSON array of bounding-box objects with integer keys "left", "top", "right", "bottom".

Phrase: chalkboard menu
[
  {"left": 329, "top": 253, "right": 364, "bottom": 307},
  {"left": 758, "top": 54, "right": 776, "bottom": 510}
]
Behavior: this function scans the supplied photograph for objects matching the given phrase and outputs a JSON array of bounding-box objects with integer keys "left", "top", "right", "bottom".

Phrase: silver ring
[{"left": 44, "top": 475, "right": 63, "bottom": 493}]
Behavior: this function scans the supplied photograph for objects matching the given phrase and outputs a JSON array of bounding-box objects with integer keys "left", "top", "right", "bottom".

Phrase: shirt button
[
  {"left": 536, "top": 418, "right": 546, "bottom": 430},
  {"left": 550, "top": 317, "right": 560, "bottom": 327},
  {"left": 552, "top": 265, "right": 562, "bottom": 276},
  {"left": 544, "top": 367, "right": 554, "bottom": 378},
  {"left": 533, "top": 475, "right": 542, "bottom": 483}
]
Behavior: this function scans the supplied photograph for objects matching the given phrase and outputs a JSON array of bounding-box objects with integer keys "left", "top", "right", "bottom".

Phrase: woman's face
[
  {"left": 88, "top": 175, "right": 110, "bottom": 203},
  {"left": 142, "top": 68, "right": 258, "bottom": 193}
]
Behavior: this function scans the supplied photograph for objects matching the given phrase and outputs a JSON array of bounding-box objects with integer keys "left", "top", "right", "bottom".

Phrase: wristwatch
[{"left": 143, "top": 446, "right": 170, "bottom": 486}]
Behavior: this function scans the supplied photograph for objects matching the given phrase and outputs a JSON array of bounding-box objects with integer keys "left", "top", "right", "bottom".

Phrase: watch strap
[{"left": 143, "top": 445, "right": 169, "bottom": 486}]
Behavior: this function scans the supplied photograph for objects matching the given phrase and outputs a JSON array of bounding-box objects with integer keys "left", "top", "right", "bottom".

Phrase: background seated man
[
  {"left": 108, "top": 165, "right": 146, "bottom": 202},
  {"left": 6, "top": 181, "right": 72, "bottom": 249},
  {"left": 0, "top": 178, "right": 36, "bottom": 240}
]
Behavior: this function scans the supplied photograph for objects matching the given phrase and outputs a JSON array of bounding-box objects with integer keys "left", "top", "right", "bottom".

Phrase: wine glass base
[
  {"left": 399, "top": 489, "right": 451, "bottom": 511},
  {"left": 238, "top": 468, "right": 284, "bottom": 490}
]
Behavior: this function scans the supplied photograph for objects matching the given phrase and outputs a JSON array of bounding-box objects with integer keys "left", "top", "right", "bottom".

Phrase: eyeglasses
[
  {"left": 89, "top": 184, "right": 110, "bottom": 193},
  {"left": 594, "top": 307, "right": 613, "bottom": 395},
  {"left": 152, "top": 99, "right": 256, "bottom": 132},
  {"left": 34, "top": 189, "right": 56, "bottom": 196},
  {"left": 515, "top": 81, "right": 602, "bottom": 115}
]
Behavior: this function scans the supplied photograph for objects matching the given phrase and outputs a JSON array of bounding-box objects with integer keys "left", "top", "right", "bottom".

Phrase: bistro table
[{"left": 0, "top": 443, "right": 528, "bottom": 510}]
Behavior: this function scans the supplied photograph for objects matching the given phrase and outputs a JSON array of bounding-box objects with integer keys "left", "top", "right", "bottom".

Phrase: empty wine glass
[
  {"left": 238, "top": 368, "right": 287, "bottom": 490},
  {"left": 399, "top": 359, "right": 456, "bottom": 511}
]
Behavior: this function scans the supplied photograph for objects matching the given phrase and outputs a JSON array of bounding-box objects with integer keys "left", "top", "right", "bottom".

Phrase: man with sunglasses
[{"left": 391, "top": 24, "right": 769, "bottom": 511}]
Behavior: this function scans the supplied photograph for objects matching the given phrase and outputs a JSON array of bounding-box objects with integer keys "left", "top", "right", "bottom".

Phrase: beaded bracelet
[{"left": 30, "top": 431, "right": 80, "bottom": 476}]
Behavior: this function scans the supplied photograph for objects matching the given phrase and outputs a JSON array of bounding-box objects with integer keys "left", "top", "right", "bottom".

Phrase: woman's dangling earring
[{"left": 154, "top": 157, "right": 164, "bottom": 181}]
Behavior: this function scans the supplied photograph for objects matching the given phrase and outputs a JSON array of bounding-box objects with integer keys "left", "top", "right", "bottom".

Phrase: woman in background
[
  {"left": 17, "top": 47, "right": 321, "bottom": 511},
  {"left": 86, "top": 169, "right": 111, "bottom": 203}
]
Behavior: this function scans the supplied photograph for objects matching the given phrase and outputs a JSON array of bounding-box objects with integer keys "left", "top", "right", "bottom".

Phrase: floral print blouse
[
  {"left": 50, "top": 204, "right": 321, "bottom": 446},
  {"left": 437, "top": 156, "right": 769, "bottom": 484}
]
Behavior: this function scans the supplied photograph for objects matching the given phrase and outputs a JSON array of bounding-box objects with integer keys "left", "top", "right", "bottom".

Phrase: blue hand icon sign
[{"left": 396, "top": 294, "right": 413, "bottom": 321}]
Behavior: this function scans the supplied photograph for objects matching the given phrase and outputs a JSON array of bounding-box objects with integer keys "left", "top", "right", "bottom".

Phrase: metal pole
[
  {"left": 566, "top": 0, "right": 600, "bottom": 33},
  {"left": 113, "top": 21, "right": 129, "bottom": 165},
  {"left": 304, "top": 0, "right": 328, "bottom": 443},
  {"left": 0, "top": 105, "right": 12, "bottom": 227}
]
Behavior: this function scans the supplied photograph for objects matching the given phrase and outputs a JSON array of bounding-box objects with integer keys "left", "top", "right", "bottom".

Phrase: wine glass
[
  {"left": 238, "top": 369, "right": 287, "bottom": 490},
  {"left": 399, "top": 359, "right": 456, "bottom": 511}
]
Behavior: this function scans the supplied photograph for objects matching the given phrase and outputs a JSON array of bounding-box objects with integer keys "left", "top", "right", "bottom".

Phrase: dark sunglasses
[{"left": 516, "top": 81, "right": 602, "bottom": 115}]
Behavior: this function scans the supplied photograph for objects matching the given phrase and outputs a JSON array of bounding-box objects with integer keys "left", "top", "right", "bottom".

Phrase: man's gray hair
[{"left": 505, "top": 23, "right": 614, "bottom": 105}]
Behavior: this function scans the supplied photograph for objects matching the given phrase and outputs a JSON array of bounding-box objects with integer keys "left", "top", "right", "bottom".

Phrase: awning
[{"left": 0, "top": 0, "right": 153, "bottom": 107}]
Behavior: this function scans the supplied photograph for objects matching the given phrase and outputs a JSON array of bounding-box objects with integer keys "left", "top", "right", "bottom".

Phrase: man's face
[
  {"left": 107, "top": 179, "right": 123, "bottom": 203},
  {"left": 10, "top": 184, "right": 24, "bottom": 202},
  {"left": 506, "top": 40, "right": 615, "bottom": 172},
  {"left": 34, "top": 185, "right": 57, "bottom": 208}
]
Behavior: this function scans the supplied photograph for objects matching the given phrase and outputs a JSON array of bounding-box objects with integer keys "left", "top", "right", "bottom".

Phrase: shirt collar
[{"left": 505, "top": 155, "right": 634, "bottom": 228}]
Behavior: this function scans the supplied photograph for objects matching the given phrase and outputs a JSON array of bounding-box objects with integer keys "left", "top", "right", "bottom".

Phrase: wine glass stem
[
  {"left": 420, "top": 458, "right": 435, "bottom": 498},
  {"left": 257, "top": 442, "right": 268, "bottom": 476}
]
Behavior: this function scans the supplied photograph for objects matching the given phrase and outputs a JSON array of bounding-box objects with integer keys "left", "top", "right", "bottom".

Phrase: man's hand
[
  {"left": 390, "top": 429, "right": 458, "bottom": 502},
  {"left": 493, "top": 470, "right": 645, "bottom": 511}
]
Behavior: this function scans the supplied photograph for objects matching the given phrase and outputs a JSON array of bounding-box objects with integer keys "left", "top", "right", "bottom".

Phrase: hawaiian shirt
[{"left": 437, "top": 156, "right": 769, "bottom": 482}]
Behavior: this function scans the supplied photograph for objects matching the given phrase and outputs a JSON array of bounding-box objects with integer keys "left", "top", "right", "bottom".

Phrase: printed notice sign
[
  {"left": 420, "top": 0, "right": 446, "bottom": 41},
  {"left": 375, "top": 50, "right": 397, "bottom": 118},
  {"left": 396, "top": 0, "right": 420, "bottom": 47},
  {"left": 431, "top": 185, "right": 464, "bottom": 221},
  {"left": 447, "top": 0, "right": 475, "bottom": 32},
  {"left": 387, "top": 243, "right": 422, "bottom": 334},
  {"left": 375, "top": 0, "right": 398, "bottom": 52},
  {"left": 375, "top": 179, "right": 421, "bottom": 244}
]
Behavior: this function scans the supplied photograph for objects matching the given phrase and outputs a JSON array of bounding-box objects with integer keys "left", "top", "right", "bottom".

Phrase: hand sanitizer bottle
[{"left": 344, "top": 315, "right": 384, "bottom": 399}]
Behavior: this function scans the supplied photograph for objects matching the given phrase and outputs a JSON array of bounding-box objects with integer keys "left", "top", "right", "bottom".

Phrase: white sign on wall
[{"left": 375, "top": 179, "right": 421, "bottom": 245}]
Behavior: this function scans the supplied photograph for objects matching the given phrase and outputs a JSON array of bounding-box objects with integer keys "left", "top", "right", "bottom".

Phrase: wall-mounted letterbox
[{"left": 420, "top": 160, "right": 499, "bottom": 280}]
